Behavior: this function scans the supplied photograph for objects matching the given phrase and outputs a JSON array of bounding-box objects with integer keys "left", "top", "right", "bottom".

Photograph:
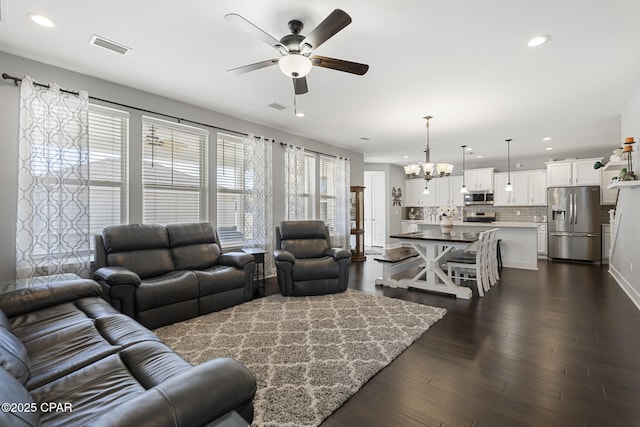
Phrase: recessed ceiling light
[
  {"left": 545, "top": 147, "right": 554, "bottom": 151},
  {"left": 476, "top": 155, "right": 484, "bottom": 158},
  {"left": 28, "top": 13, "right": 55, "bottom": 28},
  {"left": 403, "top": 155, "right": 409, "bottom": 159},
  {"left": 295, "top": 112, "right": 306, "bottom": 118},
  {"left": 543, "top": 137, "right": 552, "bottom": 141},
  {"left": 360, "top": 137, "right": 370, "bottom": 141},
  {"left": 527, "top": 35, "right": 550, "bottom": 47},
  {"left": 465, "top": 146, "right": 473, "bottom": 151}
]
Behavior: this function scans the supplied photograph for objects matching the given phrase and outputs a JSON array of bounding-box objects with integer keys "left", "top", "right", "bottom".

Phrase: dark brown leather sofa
[
  {"left": 93, "top": 222, "right": 255, "bottom": 329},
  {"left": 0, "top": 278, "right": 256, "bottom": 426},
  {"left": 274, "top": 220, "right": 351, "bottom": 296}
]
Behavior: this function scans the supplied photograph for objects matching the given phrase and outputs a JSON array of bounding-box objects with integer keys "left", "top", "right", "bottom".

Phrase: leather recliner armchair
[{"left": 274, "top": 220, "right": 351, "bottom": 296}]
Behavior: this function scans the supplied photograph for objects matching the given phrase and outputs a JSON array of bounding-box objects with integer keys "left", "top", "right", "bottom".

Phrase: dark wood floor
[{"left": 265, "top": 257, "right": 640, "bottom": 427}]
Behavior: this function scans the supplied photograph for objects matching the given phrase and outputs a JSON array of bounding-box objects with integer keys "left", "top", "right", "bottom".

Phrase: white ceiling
[{"left": 1, "top": 0, "right": 640, "bottom": 167}]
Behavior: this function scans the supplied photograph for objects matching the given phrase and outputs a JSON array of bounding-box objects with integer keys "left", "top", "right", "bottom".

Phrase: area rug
[{"left": 155, "top": 289, "right": 446, "bottom": 427}]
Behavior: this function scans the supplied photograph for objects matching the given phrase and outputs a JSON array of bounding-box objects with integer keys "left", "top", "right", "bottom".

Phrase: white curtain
[
  {"left": 16, "top": 76, "right": 91, "bottom": 279},
  {"left": 243, "top": 136, "right": 274, "bottom": 276},
  {"left": 284, "top": 144, "right": 307, "bottom": 220},
  {"left": 333, "top": 157, "right": 350, "bottom": 249}
]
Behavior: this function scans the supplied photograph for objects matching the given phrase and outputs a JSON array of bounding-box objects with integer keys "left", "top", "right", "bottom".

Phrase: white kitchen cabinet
[
  {"left": 450, "top": 175, "right": 465, "bottom": 206},
  {"left": 546, "top": 159, "right": 602, "bottom": 187},
  {"left": 405, "top": 178, "right": 437, "bottom": 206},
  {"left": 404, "top": 179, "right": 424, "bottom": 207},
  {"left": 493, "top": 170, "right": 546, "bottom": 206},
  {"left": 434, "top": 178, "right": 450, "bottom": 206},
  {"left": 432, "top": 176, "right": 464, "bottom": 207},
  {"left": 528, "top": 170, "right": 547, "bottom": 205},
  {"left": 537, "top": 223, "right": 547, "bottom": 256},
  {"left": 465, "top": 168, "right": 494, "bottom": 192},
  {"left": 493, "top": 173, "right": 511, "bottom": 206},
  {"left": 602, "top": 224, "right": 611, "bottom": 262}
]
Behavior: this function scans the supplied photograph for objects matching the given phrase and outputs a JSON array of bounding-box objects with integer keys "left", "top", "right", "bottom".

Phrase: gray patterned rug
[{"left": 155, "top": 289, "right": 446, "bottom": 427}]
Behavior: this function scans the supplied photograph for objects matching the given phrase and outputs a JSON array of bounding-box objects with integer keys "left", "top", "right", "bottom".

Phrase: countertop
[{"left": 404, "top": 220, "right": 541, "bottom": 229}]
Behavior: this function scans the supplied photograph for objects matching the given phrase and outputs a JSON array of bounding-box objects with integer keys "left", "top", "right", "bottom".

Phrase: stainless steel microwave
[{"left": 464, "top": 192, "right": 494, "bottom": 205}]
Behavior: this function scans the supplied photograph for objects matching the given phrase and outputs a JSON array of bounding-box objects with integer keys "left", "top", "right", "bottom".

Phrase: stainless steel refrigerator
[{"left": 548, "top": 186, "right": 601, "bottom": 262}]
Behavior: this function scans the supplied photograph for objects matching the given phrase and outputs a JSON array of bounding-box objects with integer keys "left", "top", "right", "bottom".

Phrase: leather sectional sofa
[
  {"left": 0, "top": 278, "right": 256, "bottom": 426},
  {"left": 93, "top": 222, "right": 255, "bottom": 329}
]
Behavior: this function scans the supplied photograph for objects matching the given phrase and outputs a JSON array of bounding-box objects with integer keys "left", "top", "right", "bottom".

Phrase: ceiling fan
[{"left": 225, "top": 9, "right": 369, "bottom": 95}]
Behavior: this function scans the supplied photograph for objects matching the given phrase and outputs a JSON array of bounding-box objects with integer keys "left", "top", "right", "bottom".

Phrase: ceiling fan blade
[
  {"left": 311, "top": 55, "right": 369, "bottom": 75},
  {"left": 225, "top": 13, "right": 287, "bottom": 52},
  {"left": 300, "top": 9, "right": 351, "bottom": 53},
  {"left": 228, "top": 59, "right": 279, "bottom": 75},
  {"left": 293, "top": 76, "right": 308, "bottom": 95}
]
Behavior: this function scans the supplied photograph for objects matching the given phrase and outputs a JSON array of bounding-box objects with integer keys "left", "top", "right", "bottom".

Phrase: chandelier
[{"left": 403, "top": 115, "right": 453, "bottom": 194}]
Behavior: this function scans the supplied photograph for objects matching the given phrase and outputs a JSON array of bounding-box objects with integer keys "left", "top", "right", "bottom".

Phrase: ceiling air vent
[
  {"left": 89, "top": 35, "right": 131, "bottom": 55},
  {"left": 268, "top": 102, "right": 287, "bottom": 111}
]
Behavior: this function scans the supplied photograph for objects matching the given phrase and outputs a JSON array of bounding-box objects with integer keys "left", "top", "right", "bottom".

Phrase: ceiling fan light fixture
[{"left": 279, "top": 54, "right": 312, "bottom": 78}]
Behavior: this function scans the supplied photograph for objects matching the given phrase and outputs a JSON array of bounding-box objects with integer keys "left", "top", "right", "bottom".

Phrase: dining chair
[
  {"left": 446, "top": 228, "right": 499, "bottom": 297},
  {"left": 446, "top": 229, "right": 491, "bottom": 296}
]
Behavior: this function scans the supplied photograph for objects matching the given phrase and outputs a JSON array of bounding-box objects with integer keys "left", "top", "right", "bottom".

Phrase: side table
[{"left": 242, "top": 248, "right": 266, "bottom": 297}]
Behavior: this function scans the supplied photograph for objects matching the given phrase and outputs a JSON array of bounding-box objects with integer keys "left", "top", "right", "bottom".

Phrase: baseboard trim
[{"left": 609, "top": 265, "right": 640, "bottom": 311}]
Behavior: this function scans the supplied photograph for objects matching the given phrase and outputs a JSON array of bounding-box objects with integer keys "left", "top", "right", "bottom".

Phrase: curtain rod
[
  {"left": 279, "top": 142, "right": 350, "bottom": 161},
  {"left": 2, "top": 72, "right": 249, "bottom": 137}
]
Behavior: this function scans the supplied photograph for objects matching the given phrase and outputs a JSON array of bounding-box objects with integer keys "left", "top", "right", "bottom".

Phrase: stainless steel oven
[{"left": 464, "top": 192, "right": 494, "bottom": 205}]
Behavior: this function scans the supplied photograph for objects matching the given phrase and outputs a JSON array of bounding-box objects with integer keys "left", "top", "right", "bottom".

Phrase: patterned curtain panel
[
  {"left": 333, "top": 157, "right": 351, "bottom": 249},
  {"left": 242, "top": 137, "right": 274, "bottom": 276},
  {"left": 16, "top": 76, "right": 91, "bottom": 279},
  {"left": 284, "top": 144, "right": 307, "bottom": 220}
]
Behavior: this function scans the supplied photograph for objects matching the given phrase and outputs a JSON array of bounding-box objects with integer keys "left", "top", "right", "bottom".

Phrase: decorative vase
[{"left": 440, "top": 217, "right": 453, "bottom": 234}]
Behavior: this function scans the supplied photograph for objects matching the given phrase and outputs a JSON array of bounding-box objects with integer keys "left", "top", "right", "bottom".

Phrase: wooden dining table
[{"left": 376, "top": 230, "right": 480, "bottom": 299}]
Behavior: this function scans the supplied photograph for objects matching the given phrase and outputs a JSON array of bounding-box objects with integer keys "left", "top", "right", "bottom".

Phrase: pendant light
[
  {"left": 460, "top": 145, "right": 469, "bottom": 194},
  {"left": 505, "top": 138, "right": 513, "bottom": 192}
]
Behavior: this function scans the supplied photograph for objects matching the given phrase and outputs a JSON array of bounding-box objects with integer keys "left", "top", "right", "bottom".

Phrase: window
[
  {"left": 142, "top": 117, "right": 208, "bottom": 224},
  {"left": 216, "top": 134, "right": 273, "bottom": 252},
  {"left": 88, "top": 104, "right": 129, "bottom": 237},
  {"left": 319, "top": 155, "right": 336, "bottom": 233},
  {"left": 216, "top": 135, "right": 246, "bottom": 249}
]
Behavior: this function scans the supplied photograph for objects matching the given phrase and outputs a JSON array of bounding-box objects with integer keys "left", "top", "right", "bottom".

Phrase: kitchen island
[{"left": 414, "top": 221, "right": 539, "bottom": 270}]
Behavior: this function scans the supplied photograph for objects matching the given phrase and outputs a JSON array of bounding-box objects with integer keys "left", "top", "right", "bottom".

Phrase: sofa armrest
[
  {"left": 0, "top": 279, "right": 102, "bottom": 317},
  {"left": 91, "top": 357, "right": 256, "bottom": 427},
  {"left": 273, "top": 249, "right": 295, "bottom": 263},
  {"left": 93, "top": 266, "right": 142, "bottom": 287},
  {"left": 326, "top": 247, "right": 352, "bottom": 260},
  {"left": 218, "top": 252, "right": 254, "bottom": 269}
]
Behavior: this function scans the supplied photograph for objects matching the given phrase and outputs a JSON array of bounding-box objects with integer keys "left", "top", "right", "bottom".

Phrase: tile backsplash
[{"left": 402, "top": 204, "right": 615, "bottom": 224}]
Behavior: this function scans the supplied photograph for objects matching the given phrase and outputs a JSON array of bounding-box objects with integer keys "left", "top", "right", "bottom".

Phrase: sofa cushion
[
  {"left": 292, "top": 256, "right": 340, "bottom": 281},
  {"left": 0, "top": 368, "right": 40, "bottom": 427},
  {"left": 102, "top": 223, "right": 170, "bottom": 253},
  {"left": 195, "top": 265, "right": 247, "bottom": 295},
  {"left": 0, "top": 328, "right": 30, "bottom": 384},
  {"left": 106, "top": 248, "right": 175, "bottom": 280},
  {"left": 23, "top": 321, "right": 121, "bottom": 390},
  {"left": 102, "top": 224, "right": 175, "bottom": 279},
  {"left": 119, "top": 341, "right": 192, "bottom": 389},
  {"left": 167, "top": 223, "right": 220, "bottom": 270},
  {"left": 9, "top": 302, "right": 93, "bottom": 343},
  {"left": 135, "top": 271, "right": 199, "bottom": 312},
  {"left": 30, "top": 353, "right": 146, "bottom": 426}
]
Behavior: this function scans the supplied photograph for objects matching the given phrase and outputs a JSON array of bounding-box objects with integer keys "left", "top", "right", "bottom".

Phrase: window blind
[
  {"left": 216, "top": 135, "right": 246, "bottom": 249},
  {"left": 319, "top": 155, "right": 336, "bottom": 233},
  {"left": 88, "top": 104, "right": 129, "bottom": 237},
  {"left": 142, "top": 116, "right": 208, "bottom": 224}
]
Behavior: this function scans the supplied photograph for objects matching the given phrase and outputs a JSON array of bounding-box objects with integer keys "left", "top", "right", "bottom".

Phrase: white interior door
[{"left": 370, "top": 172, "right": 386, "bottom": 247}]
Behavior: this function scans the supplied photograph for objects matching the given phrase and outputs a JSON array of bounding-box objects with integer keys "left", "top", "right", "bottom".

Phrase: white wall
[
  {"left": 0, "top": 51, "right": 364, "bottom": 279},
  {"left": 610, "top": 80, "right": 640, "bottom": 309}
]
